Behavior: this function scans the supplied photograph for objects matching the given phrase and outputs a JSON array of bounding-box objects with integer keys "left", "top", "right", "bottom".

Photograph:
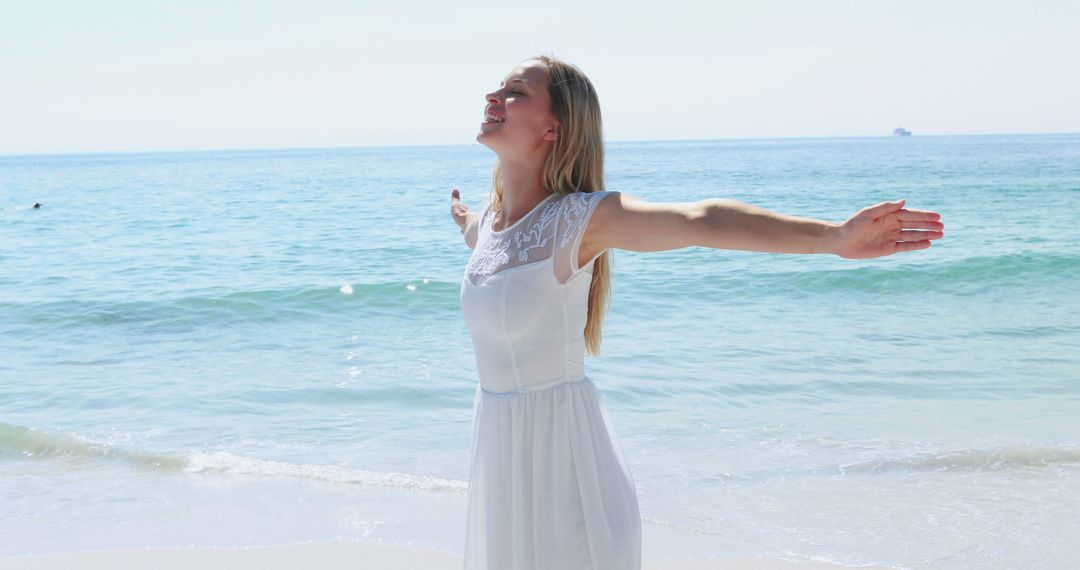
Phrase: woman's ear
[{"left": 543, "top": 126, "right": 559, "bottom": 142}]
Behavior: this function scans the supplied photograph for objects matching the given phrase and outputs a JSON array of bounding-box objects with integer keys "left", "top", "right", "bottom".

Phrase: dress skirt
[{"left": 464, "top": 377, "right": 641, "bottom": 570}]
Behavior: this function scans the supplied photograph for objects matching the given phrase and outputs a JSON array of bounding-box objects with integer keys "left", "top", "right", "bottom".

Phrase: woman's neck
[{"left": 496, "top": 157, "right": 552, "bottom": 228}]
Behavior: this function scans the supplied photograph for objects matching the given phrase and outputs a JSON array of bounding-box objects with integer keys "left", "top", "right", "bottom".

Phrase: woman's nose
[{"left": 486, "top": 91, "right": 500, "bottom": 104}]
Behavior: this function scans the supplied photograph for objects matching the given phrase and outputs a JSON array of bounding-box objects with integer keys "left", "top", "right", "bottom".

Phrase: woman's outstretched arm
[{"left": 587, "top": 193, "right": 944, "bottom": 260}]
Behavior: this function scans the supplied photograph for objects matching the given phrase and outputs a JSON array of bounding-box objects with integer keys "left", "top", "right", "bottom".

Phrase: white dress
[{"left": 460, "top": 190, "right": 641, "bottom": 570}]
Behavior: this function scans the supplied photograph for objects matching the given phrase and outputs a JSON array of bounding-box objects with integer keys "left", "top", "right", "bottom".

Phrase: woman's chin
[{"left": 476, "top": 131, "right": 498, "bottom": 150}]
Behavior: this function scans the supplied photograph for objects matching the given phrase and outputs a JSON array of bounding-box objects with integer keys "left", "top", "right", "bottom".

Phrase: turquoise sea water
[{"left": 2, "top": 135, "right": 1078, "bottom": 568}]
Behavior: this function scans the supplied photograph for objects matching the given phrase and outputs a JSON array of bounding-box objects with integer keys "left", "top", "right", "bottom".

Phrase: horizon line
[{"left": 2, "top": 130, "right": 1077, "bottom": 160}]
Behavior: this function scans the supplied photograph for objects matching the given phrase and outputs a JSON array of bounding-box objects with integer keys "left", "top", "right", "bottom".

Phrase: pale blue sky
[{"left": 1, "top": 0, "right": 1077, "bottom": 155}]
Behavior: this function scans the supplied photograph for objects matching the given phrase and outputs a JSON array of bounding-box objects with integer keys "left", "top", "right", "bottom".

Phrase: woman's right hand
[{"left": 450, "top": 188, "right": 469, "bottom": 233}]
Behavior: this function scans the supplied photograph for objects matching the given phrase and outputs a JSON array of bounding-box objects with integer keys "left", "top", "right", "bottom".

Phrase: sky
[{"left": 1, "top": 0, "right": 1077, "bottom": 155}]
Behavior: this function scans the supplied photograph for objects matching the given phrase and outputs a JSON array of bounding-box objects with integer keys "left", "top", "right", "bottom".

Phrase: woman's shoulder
[
  {"left": 559, "top": 190, "right": 620, "bottom": 215},
  {"left": 560, "top": 190, "right": 618, "bottom": 207}
]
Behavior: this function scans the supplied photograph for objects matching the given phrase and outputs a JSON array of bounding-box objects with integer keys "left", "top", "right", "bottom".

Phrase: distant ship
[{"left": 893, "top": 127, "right": 912, "bottom": 136}]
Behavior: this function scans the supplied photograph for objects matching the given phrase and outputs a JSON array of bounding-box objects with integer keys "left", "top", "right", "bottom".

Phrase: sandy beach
[{"left": 0, "top": 540, "right": 902, "bottom": 570}]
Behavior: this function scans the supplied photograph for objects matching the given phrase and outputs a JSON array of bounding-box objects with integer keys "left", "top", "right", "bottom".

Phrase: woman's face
[{"left": 476, "top": 60, "right": 559, "bottom": 154}]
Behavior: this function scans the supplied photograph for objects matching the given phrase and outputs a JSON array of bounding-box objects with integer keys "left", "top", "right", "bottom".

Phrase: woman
[{"left": 449, "top": 56, "right": 943, "bottom": 570}]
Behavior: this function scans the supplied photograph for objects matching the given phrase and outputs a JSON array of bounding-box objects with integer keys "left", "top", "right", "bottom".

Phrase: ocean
[{"left": 2, "top": 134, "right": 1078, "bottom": 568}]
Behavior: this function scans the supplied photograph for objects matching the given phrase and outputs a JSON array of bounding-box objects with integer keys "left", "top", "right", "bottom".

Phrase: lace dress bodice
[{"left": 460, "top": 190, "right": 616, "bottom": 393}]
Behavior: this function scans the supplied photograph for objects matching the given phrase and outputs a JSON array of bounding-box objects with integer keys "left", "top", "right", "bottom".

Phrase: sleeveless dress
[{"left": 460, "top": 190, "right": 642, "bottom": 570}]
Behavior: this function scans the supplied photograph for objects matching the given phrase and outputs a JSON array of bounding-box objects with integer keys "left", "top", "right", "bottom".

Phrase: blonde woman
[{"left": 449, "top": 56, "right": 943, "bottom": 570}]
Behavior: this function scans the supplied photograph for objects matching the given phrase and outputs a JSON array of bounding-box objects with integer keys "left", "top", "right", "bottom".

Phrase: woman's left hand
[{"left": 833, "top": 199, "right": 944, "bottom": 259}]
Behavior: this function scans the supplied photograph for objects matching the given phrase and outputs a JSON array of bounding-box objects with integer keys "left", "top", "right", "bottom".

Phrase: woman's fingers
[
  {"left": 896, "top": 208, "right": 941, "bottom": 222},
  {"left": 450, "top": 188, "right": 468, "bottom": 230},
  {"left": 450, "top": 188, "right": 465, "bottom": 213},
  {"left": 894, "top": 240, "right": 933, "bottom": 253},
  {"left": 863, "top": 199, "right": 905, "bottom": 219},
  {"left": 899, "top": 229, "right": 943, "bottom": 241},
  {"left": 899, "top": 220, "right": 944, "bottom": 230}
]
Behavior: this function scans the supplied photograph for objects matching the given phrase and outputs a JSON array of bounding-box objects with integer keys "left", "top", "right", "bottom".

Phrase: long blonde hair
[{"left": 489, "top": 55, "right": 611, "bottom": 356}]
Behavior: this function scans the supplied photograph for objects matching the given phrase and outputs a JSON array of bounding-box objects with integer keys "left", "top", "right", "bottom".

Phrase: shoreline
[{"left": 0, "top": 540, "right": 904, "bottom": 570}]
